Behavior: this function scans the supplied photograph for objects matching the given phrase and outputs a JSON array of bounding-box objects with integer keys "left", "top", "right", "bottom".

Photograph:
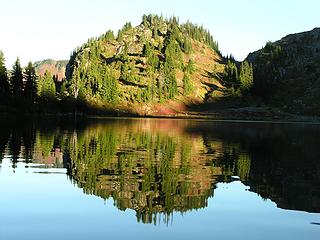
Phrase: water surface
[{"left": 0, "top": 118, "right": 319, "bottom": 239}]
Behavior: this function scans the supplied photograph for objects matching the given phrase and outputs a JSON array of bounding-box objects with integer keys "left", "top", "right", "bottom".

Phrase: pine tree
[
  {"left": 104, "top": 30, "right": 115, "bottom": 41},
  {"left": 163, "top": 61, "right": 177, "bottom": 99},
  {"left": 182, "top": 37, "right": 192, "bottom": 54},
  {"left": 101, "top": 67, "right": 118, "bottom": 103},
  {"left": 38, "top": 70, "right": 56, "bottom": 100},
  {"left": 142, "top": 42, "right": 151, "bottom": 57},
  {"left": 182, "top": 59, "right": 195, "bottom": 95},
  {"left": 0, "top": 51, "right": 10, "bottom": 96},
  {"left": 24, "top": 61, "right": 37, "bottom": 102},
  {"left": 183, "top": 73, "right": 193, "bottom": 95},
  {"left": 10, "top": 58, "right": 24, "bottom": 96},
  {"left": 239, "top": 61, "right": 253, "bottom": 93},
  {"left": 223, "top": 60, "right": 238, "bottom": 83}
]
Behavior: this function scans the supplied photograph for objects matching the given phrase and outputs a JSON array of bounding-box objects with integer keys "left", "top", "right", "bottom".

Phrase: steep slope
[
  {"left": 65, "top": 15, "right": 225, "bottom": 115},
  {"left": 34, "top": 59, "right": 68, "bottom": 81},
  {"left": 247, "top": 28, "right": 320, "bottom": 115}
]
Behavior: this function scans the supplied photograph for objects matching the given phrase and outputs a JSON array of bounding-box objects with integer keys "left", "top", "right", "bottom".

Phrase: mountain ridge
[{"left": 246, "top": 27, "right": 320, "bottom": 115}]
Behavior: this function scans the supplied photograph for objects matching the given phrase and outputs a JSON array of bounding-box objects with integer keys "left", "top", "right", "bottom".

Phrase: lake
[{"left": 0, "top": 117, "right": 319, "bottom": 240}]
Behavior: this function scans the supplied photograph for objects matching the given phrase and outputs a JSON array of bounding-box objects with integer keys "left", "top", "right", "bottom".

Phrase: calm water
[{"left": 0, "top": 118, "right": 319, "bottom": 240}]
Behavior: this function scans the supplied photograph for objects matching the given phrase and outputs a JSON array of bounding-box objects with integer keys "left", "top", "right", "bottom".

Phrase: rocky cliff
[
  {"left": 247, "top": 28, "right": 320, "bottom": 115},
  {"left": 34, "top": 59, "right": 68, "bottom": 81}
]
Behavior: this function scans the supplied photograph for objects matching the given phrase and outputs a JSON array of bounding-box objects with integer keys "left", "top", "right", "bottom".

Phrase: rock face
[
  {"left": 247, "top": 28, "right": 320, "bottom": 115},
  {"left": 34, "top": 59, "right": 68, "bottom": 81}
]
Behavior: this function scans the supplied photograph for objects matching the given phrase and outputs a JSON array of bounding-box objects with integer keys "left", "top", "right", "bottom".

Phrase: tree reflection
[
  {"left": 63, "top": 122, "right": 222, "bottom": 224},
  {"left": 0, "top": 118, "right": 319, "bottom": 223}
]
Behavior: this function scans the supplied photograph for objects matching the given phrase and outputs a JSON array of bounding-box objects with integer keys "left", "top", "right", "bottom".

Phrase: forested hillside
[
  {"left": 247, "top": 28, "right": 320, "bottom": 115},
  {"left": 0, "top": 15, "right": 319, "bottom": 118},
  {"left": 65, "top": 14, "right": 226, "bottom": 115}
]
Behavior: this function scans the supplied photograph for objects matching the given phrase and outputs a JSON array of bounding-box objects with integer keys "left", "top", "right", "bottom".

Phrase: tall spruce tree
[
  {"left": 10, "top": 58, "right": 24, "bottom": 96},
  {"left": 239, "top": 61, "right": 253, "bottom": 93},
  {"left": 223, "top": 60, "right": 238, "bottom": 83},
  {"left": 38, "top": 70, "right": 56, "bottom": 100},
  {"left": 0, "top": 51, "right": 10, "bottom": 96},
  {"left": 24, "top": 62, "right": 37, "bottom": 102}
]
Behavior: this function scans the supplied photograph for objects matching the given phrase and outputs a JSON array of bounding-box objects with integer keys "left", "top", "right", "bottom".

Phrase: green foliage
[
  {"left": 223, "top": 60, "right": 238, "bottom": 83},
  {"left": 24, "top": 62, "right": 38, "bottom": 102},
  {"left": 120, "top": 60, "right": 137, "bottom": 82},
  {"left": 182, "top": 36, "right": 192, "bottom": 54},
  {"left": 0, "top": 51, "right": 10, "bottom": 95},
  {"left": 38, "top": 70, "right": 56, "bottom": 100},
  {"left": 183, "top": 60, "right": 195, "bottom": 95},
  {"left": 239, "top": 61, "right": 253, "bottom": 94},
  {"left": 122, "top": 22, "right": 132, "bottom": 32},
  {"left": 143, "top": 43, "right": 159, "bottom": 72},
  {"left": 117, "top": 22, "right": 132, "bottom": 41},
  {"left": 164, "top": 37, "right": 183, "bottom": 69},
  {"left": 10, "top": 58, "right": 24, "bottom": 96},
  {"left": 104, "top": 30, "right": 115, "bottom": 41},
  {"left": 183, "top": 73, "right": 193, "bottom": 95},
  {"left": 142, "top": 42, "right": 151, "bottom": 57},
  {"left": 236, "top": 154, "right": 251, "bottom": 181},
  {"left": 184, "top": 59, "right": 195, "bottom": 74},
  {"left": 61, "top": 126, "right": 215, "bottom": 224},
  {"left": 65, "top": 14, "right": 222, "bottom": 106},
  {"left": 163, "top": 61, "right": 178, "bottom": 99},
  {"left": 100, "top": 67, "right": 118, "bottom": 103},
  {"left": 253, "top": 41, "right": 286, "bottom": 97},
  {"left": 181, "top": 21, "right": 220, "bottom": 55}
]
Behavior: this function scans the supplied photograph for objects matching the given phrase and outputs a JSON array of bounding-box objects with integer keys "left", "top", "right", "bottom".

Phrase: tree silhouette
[
  {"left": 0, "top": 51, "right": 10, "bottom": 96},
  {"left": 10, "top": 58, "right": 24, "bottom": 96},
  {"left": 24, "top": 61, "right": 38, "bottom": 102}
]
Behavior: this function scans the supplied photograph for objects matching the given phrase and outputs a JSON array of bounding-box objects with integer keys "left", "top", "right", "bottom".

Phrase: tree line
[
  {"left": 222, "top": 57, "right": 254, "bottom": 96},
  {"left": 65, "top": 14, "right": 215, "bottom": 105},
  {"left": 0, "top": 51, "right": 67, "bottom": 112}
]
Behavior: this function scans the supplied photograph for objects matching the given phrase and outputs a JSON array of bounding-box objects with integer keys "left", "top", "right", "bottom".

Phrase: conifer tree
[
  {"left": 10, "top": 58, "right": 24, "bottom": 96},
  {"left": 38, "top": 70, "right": 56, "bottom": 100},
  {"left": 24, "top": 61, "right": 37, "bottom": 102},
  {"left": 223, "top": 60, "right": 238, "bottom": 83},
  {"left": 182, "top": 37, "right": 192, "bottom": 54},
  {"left": 0, "top": 51, "right": 10, "bottom": 95},
  {"left": 239, "top": 61, "right": 253, "bottom": 93},
  {"left": 183, "top": 59, "right": 195, "bottom": 95},
  {"left": 183, "top": 73, "right": 192, "bottom": 95}
]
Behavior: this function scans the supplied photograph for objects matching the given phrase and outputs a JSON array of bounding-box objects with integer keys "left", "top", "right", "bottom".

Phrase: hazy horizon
[{"left": 0, "top": 0, "right": 319, "bottom": 68}]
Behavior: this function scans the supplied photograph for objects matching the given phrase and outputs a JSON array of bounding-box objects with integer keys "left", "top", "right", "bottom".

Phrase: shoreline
[{"left": 1, "top": 109, "right": 319, "bottom": 124}]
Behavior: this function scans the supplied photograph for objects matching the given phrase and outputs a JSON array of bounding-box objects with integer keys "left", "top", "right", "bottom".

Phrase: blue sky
[{"left": 0, "top": 0, "right": 319, "bottom": 67}]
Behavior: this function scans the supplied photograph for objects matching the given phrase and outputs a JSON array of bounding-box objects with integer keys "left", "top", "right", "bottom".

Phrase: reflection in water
[{"left": 0, "top": 118, "right": 319, "bottom": 224}]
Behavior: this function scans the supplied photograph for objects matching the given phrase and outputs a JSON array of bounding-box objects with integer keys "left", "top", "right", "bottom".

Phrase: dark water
[{"left": 0, "top": 118, "right": 319, "bottom": 240}]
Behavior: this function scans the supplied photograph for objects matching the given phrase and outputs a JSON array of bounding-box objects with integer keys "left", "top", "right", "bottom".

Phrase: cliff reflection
[
  {"left": 63, "top": 120, "right": 234, "bottom": 224},
  {"left": 0, "top": 118, "right": 319, "bottom": 224}
]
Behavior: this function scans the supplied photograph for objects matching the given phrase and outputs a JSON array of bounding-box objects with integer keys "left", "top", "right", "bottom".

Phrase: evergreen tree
[
  {"left": 182, "top": 37, "right": 192, "bottom": 54},
  {"left": 10, "top": 58, "right": 24, "bottom": 96},
  {"left": 24, "top": 61, "right": 37, "bottom": 102},
  {"left": 142, "top": 42, "right": 151, "bottom": 57},
  {"left": 70, "top": 69, "right": 82, "bottom": 99},
  {"left": 223, "top": 60, "right": 238, "bottom": 83},
  {"left": 239, "top": 61, "right": 253, "bottom": 93},
  {"left": 185, "top": 59, "right": 195, "bottom": 74},
  {"left": 104, "top": 30, "right": 115, "bottom": 41},
  {"left": 38, "top": 70, "right": 56, "bottom": 100},
  {"left": 0, "top": 51, "right": 10, "bottom": 95},
  {"left": 101, "top": 67, "right": 118, "bottom": 103},
  {"left": 183, "top": 73, "right": 193, "bottom": 95},
  {"left": 182, "top": 60, "right": 195, "bottom": 95},
  {"left": 163, "top": 61, "right": 177, "bottom": 99}
]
